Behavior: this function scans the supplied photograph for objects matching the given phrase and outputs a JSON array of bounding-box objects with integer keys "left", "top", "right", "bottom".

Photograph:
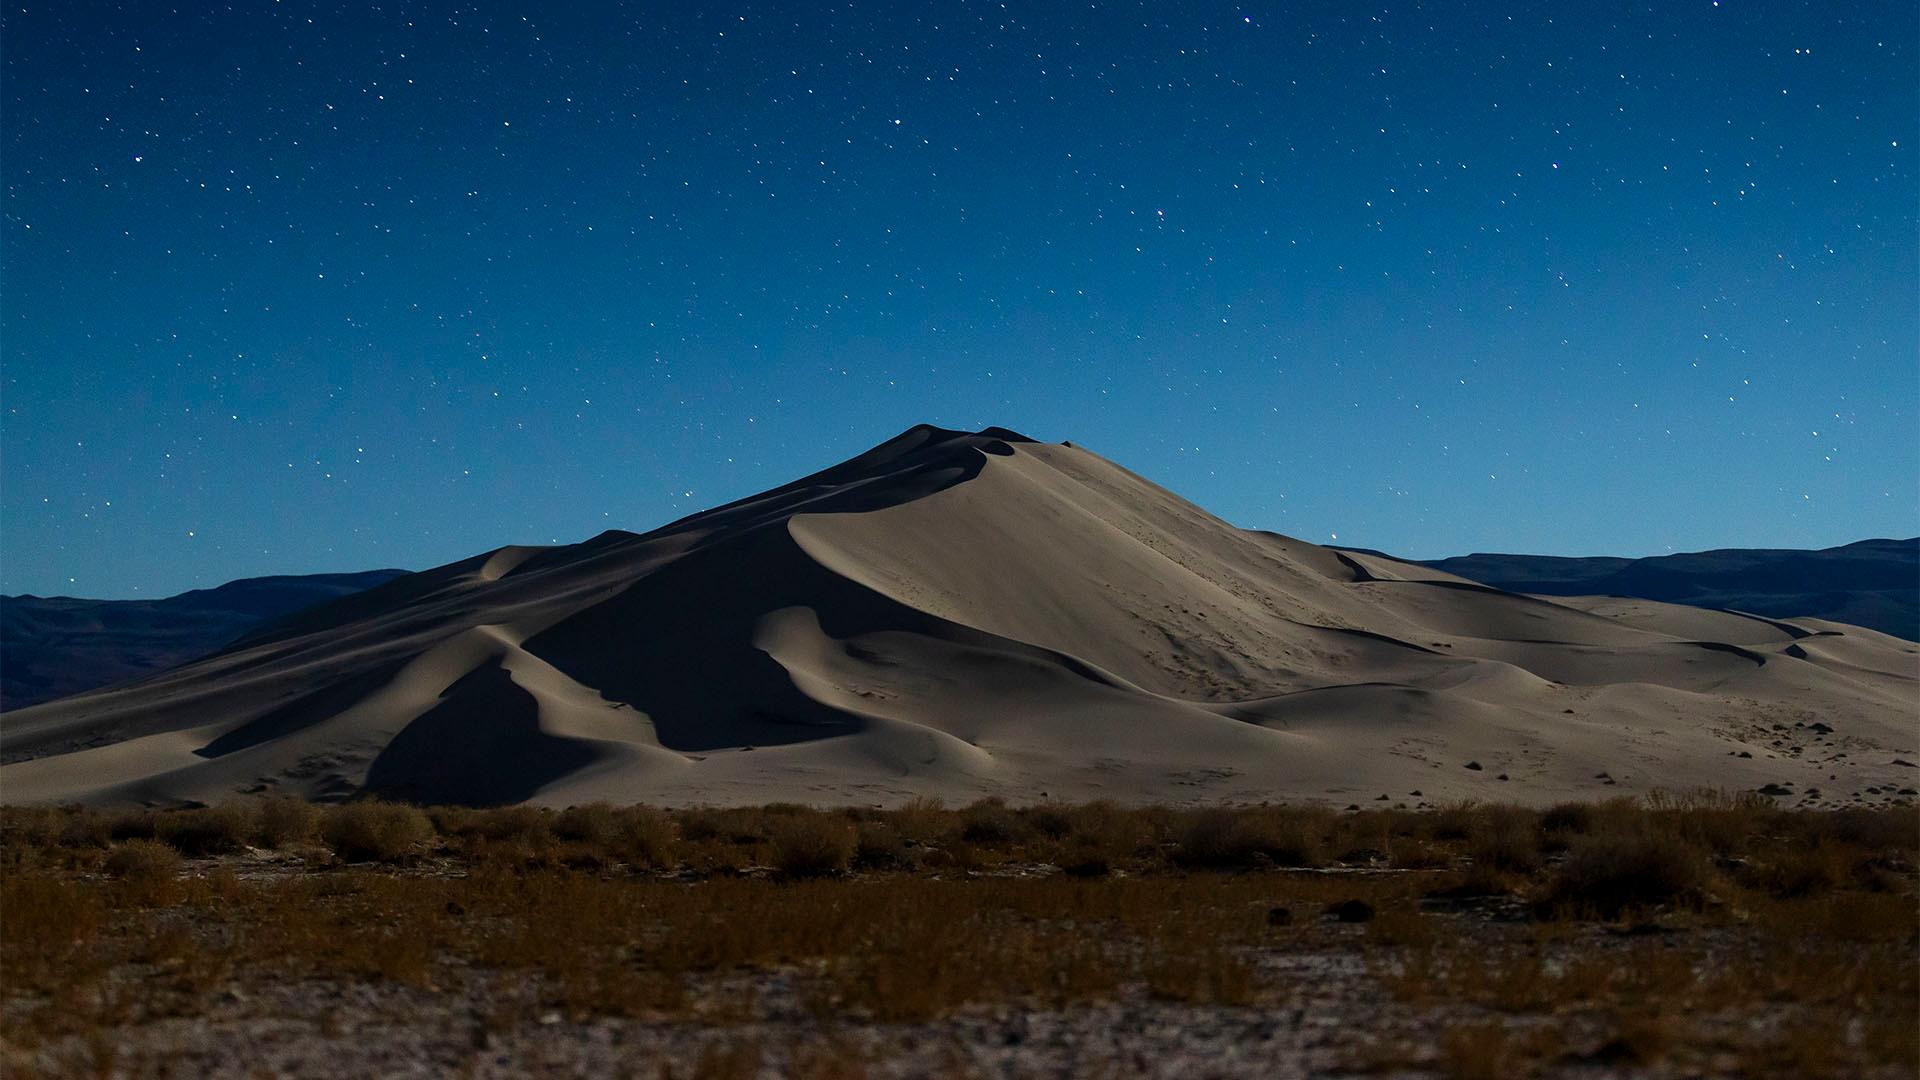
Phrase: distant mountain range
[
  {"left": 1, "top": 570, "right": 409, "bottom": 711},
  {"left": 1408, "top": 538, "right": 1917, "bottom": 641}
]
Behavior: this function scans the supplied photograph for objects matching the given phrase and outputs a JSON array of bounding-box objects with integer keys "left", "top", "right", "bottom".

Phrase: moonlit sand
[{"left": 4, "top": 426, "right": 1914, "bottom": 809}]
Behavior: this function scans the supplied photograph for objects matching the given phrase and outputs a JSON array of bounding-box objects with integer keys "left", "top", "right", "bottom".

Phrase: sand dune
[{"left": 2, "top": 426, "right": 1914, "bottom": 809}]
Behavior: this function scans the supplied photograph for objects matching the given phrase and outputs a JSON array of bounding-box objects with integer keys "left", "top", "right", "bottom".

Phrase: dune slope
[{"left": 2, "top": 426, "right": 1914, "bottom": 808}]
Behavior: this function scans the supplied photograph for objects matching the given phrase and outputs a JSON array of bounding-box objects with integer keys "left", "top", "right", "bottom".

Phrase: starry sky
[{"left": 4, "top": 2, "right": 1915, "bottom": 598}]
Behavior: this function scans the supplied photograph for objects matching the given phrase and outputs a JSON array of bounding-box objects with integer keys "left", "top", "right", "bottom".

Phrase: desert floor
[{"left": 3, "top": 797, "right": 1915, "bottom": 1079}]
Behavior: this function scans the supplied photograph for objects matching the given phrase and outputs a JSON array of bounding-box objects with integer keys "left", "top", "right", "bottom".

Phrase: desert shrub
[
  {"left": 254, "top": 796, "right": 320, "bottom": 848},
  {"left": 725, "top": 808, "right": 779, "bottom": 845},
  {"left": 104, "top": 838, "right": 182, "bottom": 881},
  {"left": 426, "top": 805, "right": 482, "bottom": 836},
  {"left": 1540, "top": 802, "right": 1594, "bottom": 837},
  {"left": 1543, "top": 830, "right": 1707, "bottom": 917},
  {"left": 1741, "top": 843, "right": 1845, "bottom": 899},
  {"left": 1643, "top": 788, "right": 1771, "bottom": 815},
  {"left": 0, "top": 808, "right": 62, "bottom": 865},
  {"left": 1171, "top": 808, "right": 1242, "bottom": 867},
  {"left": 1062, "top": 801, "right": 1137, "bottom": 856},
  {"left": 1645, "top": 788, "right": 1769, "bottom": 856},
  {"left": 0, "top": 873, "right": 104, "bottom": 961},
  {"left": 554, "top": 803, "right": 619, "bottom": 847},
  {"left": 158, "top": 803, "right": 258, "bottom": 856},
  {"left": 1431, "top": 802, "right": 1481, "bottom": 841},
  {"left": 1058, "top": 843, "right": 1112, "bottom": 878},
  {"left": 676, "top": 808, "right": 726, "bottom": 843},
  {"left": 1388, "top": 842, "right": 1452, "bottom": 870},
  {"left": 675, "top": 807, "right": 772, "bottom": 846},
  {"left": 959, "top": 799, "right": 1026, "bottom": 846},
  {"left": 769, "top": 816, "right": 855, "bottom": 879},
  {"left": 1025, "top": 803, "right": 1076, "bottom": 840},
  {"left": 1329, "top": 810, "right": 1393, "bottom": 863},
  {"left": 614, "top": 807, "right": 678, "bottom": 869},
  {"left": 853, "top": 820, "right": 909, "bottom": 869},
  {"left": 322, "top": 801, "right": 433, "bottom": 863},
  {"left": 1788, "top": 892, "right": 1920, "bottom": 945},
  {"left": 887, "top": 796, "right": 951, "bottom": 846},
  {"left": 1449, "top": 861, "right": 1526, "bottom": 899},
  {"left": 1467, "top": 807, "right": 1541, "bottom": 873},
  {"left": 1814, "top": 807, "right": 1920, "bottom": 852},
  {"left": 475, "top": 805, "right": 552, "bottom": 844},
  {"left": 105, "top": 809, "right": 163, "bottom": 842},
  {"left": 1173, "top": 807, "right": 1324, "bottom": 869},
  {"left": 58, "top": 810, "right": 115, "bottom": 849},
  {"left": 424, "top": 805, "right": 551, "bottom": 846}
]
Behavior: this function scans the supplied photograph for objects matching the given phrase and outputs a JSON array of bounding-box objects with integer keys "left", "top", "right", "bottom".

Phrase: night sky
[{"left": 4, "top": 2, "right": 1914, "bottom": 598}]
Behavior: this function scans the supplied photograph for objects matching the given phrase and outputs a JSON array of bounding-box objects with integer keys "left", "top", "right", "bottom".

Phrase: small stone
[
  {"left": 1757, "top": 783, "right": 1793, "bottom": 797},
  {"left": 1063, "top": 857, "right": 1111, "bottom": 878},
  {"left": 1328, "top": 899, "right": 1374, "bottom": 923},
  {"left": 1496, "top": 773, "right": 1509, "bottom": 781},
  {"left": 1464, "top": 761, "right": 1483, "bottom": 771}
]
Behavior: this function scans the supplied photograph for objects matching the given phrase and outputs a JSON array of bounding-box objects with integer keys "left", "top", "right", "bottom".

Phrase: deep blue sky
[{"left": 4, "top": 2, "right": 1915, "bottom": 597}]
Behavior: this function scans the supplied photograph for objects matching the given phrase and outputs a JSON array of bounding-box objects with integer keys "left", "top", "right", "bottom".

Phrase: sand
[{"left": 2, "top": 425, "right": 1914, "bottom": 808}]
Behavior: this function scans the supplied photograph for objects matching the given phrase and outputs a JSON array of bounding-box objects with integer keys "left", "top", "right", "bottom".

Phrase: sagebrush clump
[
  {"left": 1544, "top": 829, "right": 1708, "bottom": 917},
  {"left": 103, "top": 838, "right": 182, "bottom": 882},
  {"left": 769, "top": 815, "right": 856, "bottom": 878},
  {"left": 321, "top": 801, "right": 434, "bottom": 863}
]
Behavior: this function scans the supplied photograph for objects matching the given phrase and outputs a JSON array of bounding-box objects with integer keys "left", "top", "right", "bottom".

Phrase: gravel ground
[{"left": 6, "top": 936, "right": 1897, "bottom": 1080}]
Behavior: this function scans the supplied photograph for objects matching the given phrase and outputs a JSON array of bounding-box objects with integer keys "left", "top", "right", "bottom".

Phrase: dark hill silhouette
[
  {"left": 1406, "top": 539, "right": 1917, "bottom": 641},
  {"left": 1, "top": 570, "right": 409, "bottom": 711}
]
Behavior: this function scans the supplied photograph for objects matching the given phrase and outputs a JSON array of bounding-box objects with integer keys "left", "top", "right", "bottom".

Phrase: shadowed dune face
[
  {"left": 519, "top": 527, "right": 884, "bottom": 752},
  {"left": 363, "top": 660, "right": 604, "bottom": 807},
  {"left": 2, "top": 425, "right": 1915, "bottom": 809}
]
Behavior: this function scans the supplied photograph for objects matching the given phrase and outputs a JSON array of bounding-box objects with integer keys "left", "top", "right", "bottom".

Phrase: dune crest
[{"left": 3, "top": 426, "right": 1914, "bottom": 808}]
